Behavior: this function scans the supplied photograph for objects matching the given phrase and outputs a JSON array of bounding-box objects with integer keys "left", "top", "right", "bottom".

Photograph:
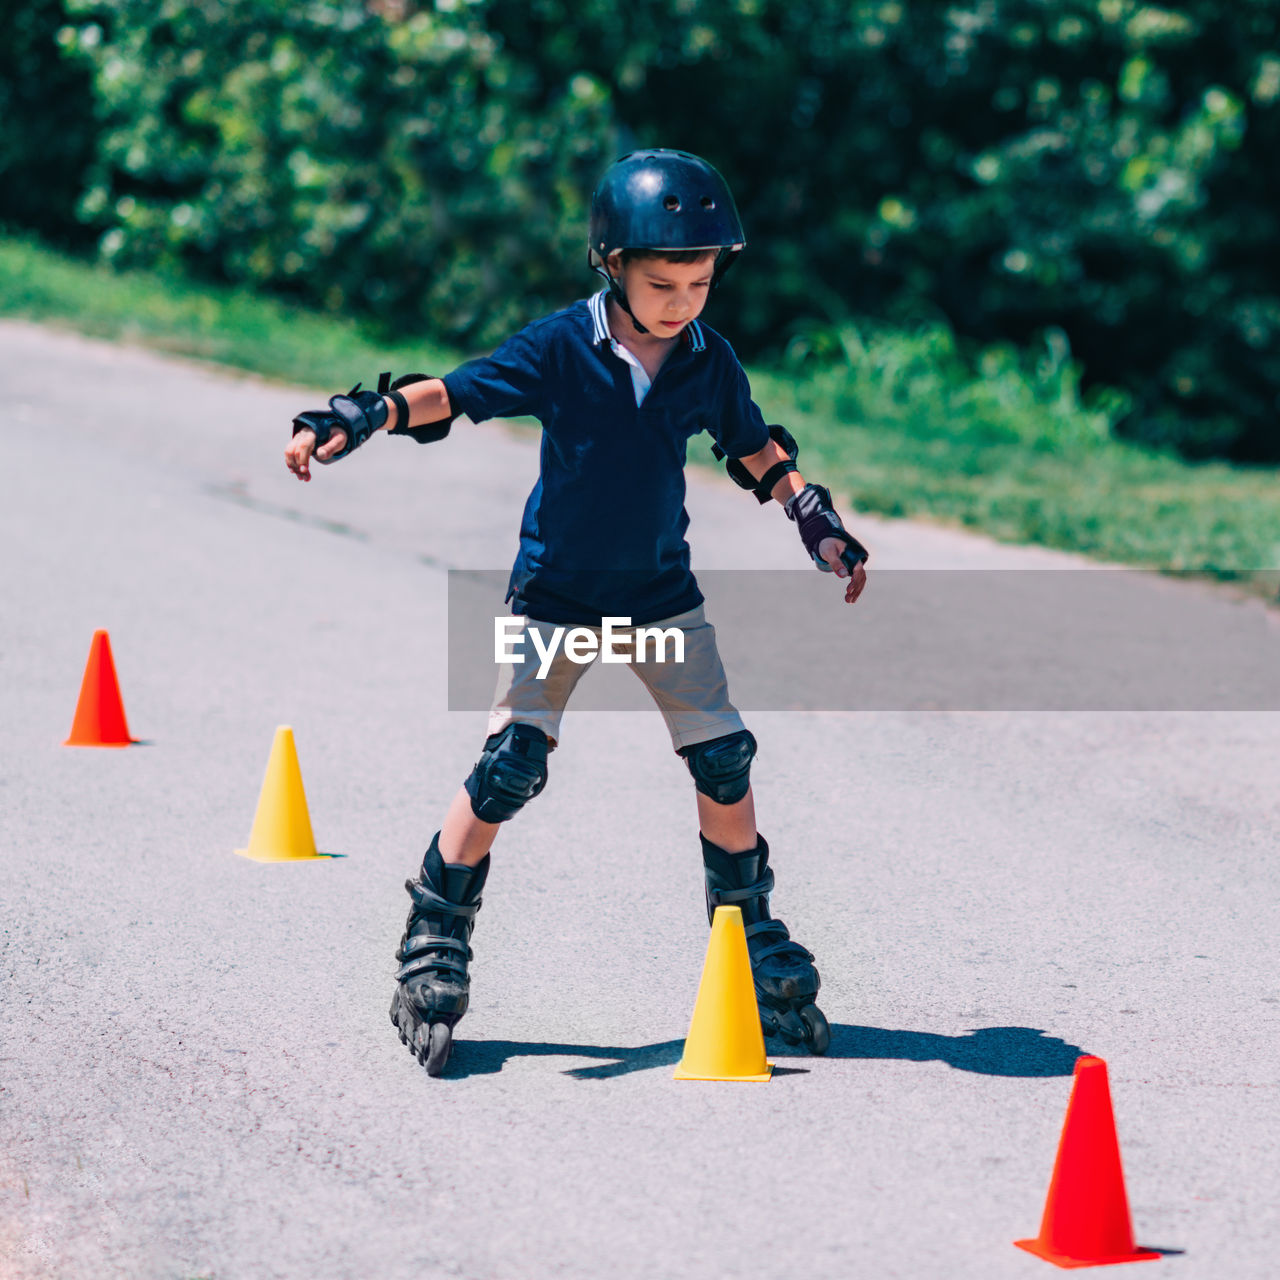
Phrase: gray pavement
[{"left": 1, "top": 317, "right": 1277, "bottom": 1280}]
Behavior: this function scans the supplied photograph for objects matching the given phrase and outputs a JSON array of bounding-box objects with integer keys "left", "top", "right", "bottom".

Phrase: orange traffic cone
[
  {"left": 64, "top": 630, "right": 136, "bottom": 747},
  {"left": 1015, "top": 1056, "right": 1160, "bottom": 1268}
]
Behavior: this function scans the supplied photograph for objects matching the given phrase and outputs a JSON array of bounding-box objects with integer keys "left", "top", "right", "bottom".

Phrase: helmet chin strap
[{"left": 590, "top": 259, "right": 651, "bottom": 335}]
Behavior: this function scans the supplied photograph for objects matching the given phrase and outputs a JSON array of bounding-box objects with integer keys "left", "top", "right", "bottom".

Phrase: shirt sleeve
[
  {"left": 442, "top": 322, "right": 544, "bottom": 425},
  {"left": 708, "top": 347, "right": 771, "bottom": 459}
]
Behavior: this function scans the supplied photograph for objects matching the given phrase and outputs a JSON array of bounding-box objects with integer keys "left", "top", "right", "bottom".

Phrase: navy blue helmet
[{"left": 588, "top": 149, "right": 745, "bottom": 330}]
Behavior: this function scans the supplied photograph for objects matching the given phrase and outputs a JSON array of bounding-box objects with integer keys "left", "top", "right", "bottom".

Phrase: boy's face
[{"left": 607, "top": 252, "right": 716, "bottom": 339}]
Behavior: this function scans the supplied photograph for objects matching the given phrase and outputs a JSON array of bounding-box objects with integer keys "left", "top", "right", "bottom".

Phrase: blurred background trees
[
  {"left": 0, "top": 0, "right": 97, "bottom": 251},
  {"left": 4, "top": 0, "right": 1278, "bottom": 462}
]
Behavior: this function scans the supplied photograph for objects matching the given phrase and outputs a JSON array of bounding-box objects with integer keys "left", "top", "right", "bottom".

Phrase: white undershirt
[{"left": 607, "top": 337, "right": 653, "bottom": 406}]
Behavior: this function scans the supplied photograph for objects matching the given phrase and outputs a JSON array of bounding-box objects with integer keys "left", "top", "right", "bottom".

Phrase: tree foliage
[
  {"left": 11, "top": 0, "right": 1280, "bottom": 461},
  {"left": 0, "top": 0, "right": 97, "bottom": 250},
  {"left": 59, "top": 0, "right": 618, "bottom": 344}
]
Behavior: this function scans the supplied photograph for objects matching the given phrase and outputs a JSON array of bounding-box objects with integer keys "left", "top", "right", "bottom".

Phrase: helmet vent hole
[
  {"left": 701, "top": 196, "right": 715, "bottom": 209},
  {"left": 663, "top": 194, "right": 681, "bottom": 211}
]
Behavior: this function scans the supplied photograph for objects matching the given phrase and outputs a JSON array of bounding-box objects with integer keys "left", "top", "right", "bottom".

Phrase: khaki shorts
[{"left": 486, "top": 604, "right": 747, "bottom": 752}]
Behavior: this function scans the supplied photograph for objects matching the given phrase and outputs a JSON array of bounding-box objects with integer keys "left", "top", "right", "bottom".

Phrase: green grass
[
  {"left": 750, "top": 328, "right": 1280, "bottom": 591},
  {"left": 0, "top": 232, "right": 456, "bottom": 388},
  {"left": 2, "top": 232, "right": 1276, "bottom": 599}
]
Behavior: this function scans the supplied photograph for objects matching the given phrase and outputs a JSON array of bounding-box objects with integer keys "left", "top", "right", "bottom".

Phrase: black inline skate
[
  {"left": 700, "top": 832, "right": 830, "bottom": 1054},
  {"left": 389, "top": 832, "right": 489, "bottom": 1076}
]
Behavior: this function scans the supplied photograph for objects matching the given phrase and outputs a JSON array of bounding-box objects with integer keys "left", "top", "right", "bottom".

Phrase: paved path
[{"left": 2, "top": 318, "right": 1277, "bottom": 1280}]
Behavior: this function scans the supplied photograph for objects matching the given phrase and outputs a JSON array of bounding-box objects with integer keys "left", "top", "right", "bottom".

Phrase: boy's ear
[{"left": 605, "top": 250, "right": 623, "bottom": 278}]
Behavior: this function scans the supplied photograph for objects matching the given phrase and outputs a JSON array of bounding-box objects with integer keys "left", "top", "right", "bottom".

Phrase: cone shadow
[{"left": 234, "top": 852, "right": 348, "bottom": 863}]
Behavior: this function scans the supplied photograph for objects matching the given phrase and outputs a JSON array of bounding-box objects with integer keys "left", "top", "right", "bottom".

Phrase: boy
[{"left": 285, "top": 150, "right": 868, "bottom": 1076}]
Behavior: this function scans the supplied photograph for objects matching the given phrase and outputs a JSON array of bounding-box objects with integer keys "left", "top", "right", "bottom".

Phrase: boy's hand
[
  {"left": 285, "top": 381, "right": 394, "bottom": 481},
  {"left": 285, "top": 421, "right": 348, "bottom": 481},
  {"left": 819, "top": 536, "right": 868, "bottom": 605},
  {"left": 786, "top": 483, "right": 869, "bottom": 603}
]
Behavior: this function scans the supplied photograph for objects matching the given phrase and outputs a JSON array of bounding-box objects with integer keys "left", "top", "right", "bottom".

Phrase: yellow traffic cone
[
  {"left": 235, "top": 726, "right": 325, "bottom": 862},
  {"left": 674, "top": 905, "right": 773, "bottom": 1081}
]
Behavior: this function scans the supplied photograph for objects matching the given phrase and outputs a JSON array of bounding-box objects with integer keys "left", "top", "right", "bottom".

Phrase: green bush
[
  {"left": 0, "top": 0, "right": 96, "bottom": 249},
  {"left": 585, "top": 0, "right": 1280, "bottom": 462},
  {"left": 12, "top": 0, "right": 1280, "bottom": 463},
  {"left": 62, "top": 0, "right": 618, "bottom": 346}
]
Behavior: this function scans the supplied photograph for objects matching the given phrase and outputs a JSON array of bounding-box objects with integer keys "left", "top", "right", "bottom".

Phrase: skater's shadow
[
  {"left": 450, "top": 1037, "right": 686, "bottom": 1079},
  {"left": 447, "top": 1024, "right": 1083, "bottom": 1079},
  {"left": 823, "top": 1024, "right": 1086, "bottom": 1076}
]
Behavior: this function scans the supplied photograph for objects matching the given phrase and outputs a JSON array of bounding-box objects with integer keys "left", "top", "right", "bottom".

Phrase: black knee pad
[
  {"left": 464, "top": 722, "right": 550, "bottom": 823},
  {"left": 677, "top": 729, "right": 757, "bottom": 805}
]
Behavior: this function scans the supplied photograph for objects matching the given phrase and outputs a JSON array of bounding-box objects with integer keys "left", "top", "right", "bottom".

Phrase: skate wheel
[
  {"left": 800, "top": 1004, "right": 830, "bottom": 1056},
  {"left": 424, "top": 1021, "right": 453, "bottom": 1077}
]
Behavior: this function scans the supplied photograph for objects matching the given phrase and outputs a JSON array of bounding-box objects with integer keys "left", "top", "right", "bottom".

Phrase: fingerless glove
[{"left": 785, "top": 483, "right": 869, "bottom": 571}]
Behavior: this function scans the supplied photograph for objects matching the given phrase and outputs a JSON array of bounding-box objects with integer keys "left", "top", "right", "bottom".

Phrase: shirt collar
[{"left": 590, "top": 289, "right": 706, "bottom": 353}]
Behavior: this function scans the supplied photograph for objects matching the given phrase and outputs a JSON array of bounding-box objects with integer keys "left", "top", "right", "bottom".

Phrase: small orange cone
[
  {"left": 64, "top": 630, "right": 136, "bottom": 747},
  {"left": 674, "top": 905, "right": 772, "bottom": 1082},
  {"left": 235, "top": 726, "right": 325, "bottom": 862},
  {"left": 1015, "top": 1056, "right": 1160, "bottom": 1268}
]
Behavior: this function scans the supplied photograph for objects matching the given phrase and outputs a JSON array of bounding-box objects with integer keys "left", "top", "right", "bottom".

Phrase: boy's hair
[{"left": 618, "top": 247, "right": 718, "bottom": 267}]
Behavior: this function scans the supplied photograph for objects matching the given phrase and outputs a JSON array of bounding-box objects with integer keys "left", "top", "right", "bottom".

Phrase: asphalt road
[{"left": 2, "top": 317, "right": 1277, "bottom": 1280}]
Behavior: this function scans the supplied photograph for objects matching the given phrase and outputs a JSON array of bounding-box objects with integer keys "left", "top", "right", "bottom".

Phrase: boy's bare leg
[
  {"left": 441, "top": 784, "right": 757, "bottom": 859},
  {"left": 439, "top": 787, "right": 501, "bottom": 866},
  {"left": 696, "top": 786, "right": 758, "bottom": 852}
]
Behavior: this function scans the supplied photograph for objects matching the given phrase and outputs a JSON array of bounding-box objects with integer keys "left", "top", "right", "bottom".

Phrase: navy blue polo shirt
[{"left": 442, "top": 290, "right": 771, "bottom": 625}]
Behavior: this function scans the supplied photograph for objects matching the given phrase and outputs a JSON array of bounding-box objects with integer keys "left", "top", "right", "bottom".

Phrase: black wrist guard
[
  {"left": 712, "top": 424, "right": 799, "bottom": 504},
  {"left": 289, "top": 378, "right": 388, "bottom": 463},
  {"left": 324, "top": 379, "right": 391, "bottom": 460},
  {"left": 785, "top": 483, "right": 869, "bottom": 573},
  {"left": 291, "top": 371, "right": 456, "bottom": 460}
]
